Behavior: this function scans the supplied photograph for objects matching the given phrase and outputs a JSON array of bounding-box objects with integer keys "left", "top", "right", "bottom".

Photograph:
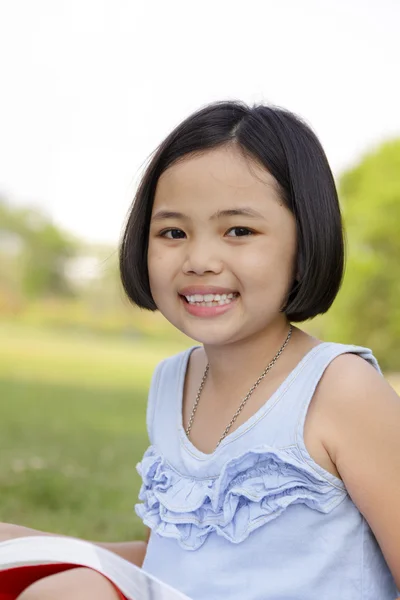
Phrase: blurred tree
[
  {"left": 0, "top": 198, "right": 78, "bottom": 300},
  {"left": 321, "top": 139, "right": 400, "bottom": 370}
]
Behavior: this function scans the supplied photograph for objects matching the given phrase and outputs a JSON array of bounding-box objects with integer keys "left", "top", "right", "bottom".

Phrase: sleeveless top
[{"left": 135, "top": 342, "right": 398, "bottom": 600}]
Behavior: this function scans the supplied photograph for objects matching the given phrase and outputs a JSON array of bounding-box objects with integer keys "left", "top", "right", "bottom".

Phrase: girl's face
[{"left": 147, "top": 145, "right": 297, "bottom": 347}]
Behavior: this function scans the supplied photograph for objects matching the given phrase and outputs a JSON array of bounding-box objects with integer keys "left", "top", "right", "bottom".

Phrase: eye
[
  {"left": 159, "top": 228, "right": 186, "bottom": 239},
  {"left": 225, "top": 227, "right": 255, "bottom": 237}
]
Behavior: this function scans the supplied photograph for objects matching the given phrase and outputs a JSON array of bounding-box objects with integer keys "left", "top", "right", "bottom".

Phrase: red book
[{"left": 0, "top": 537, "right": 190, "bottom": 600}]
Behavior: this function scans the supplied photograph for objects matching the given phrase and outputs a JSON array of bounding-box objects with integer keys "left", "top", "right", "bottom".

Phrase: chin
[{"left": 179, "top": 325, "right": 243, "bottom": 348}]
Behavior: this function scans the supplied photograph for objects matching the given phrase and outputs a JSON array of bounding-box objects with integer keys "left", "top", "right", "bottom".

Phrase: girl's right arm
[
  {"left": 0, "top": 522, "right": 150, "bottom": 568},
  {"left": 0, "top": 522, "right": 38, "bottom": 542}
]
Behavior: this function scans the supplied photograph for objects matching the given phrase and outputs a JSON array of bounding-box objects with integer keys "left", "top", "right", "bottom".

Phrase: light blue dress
[{"left": 135, "top": 342, "right": 398, "bottom": 599}]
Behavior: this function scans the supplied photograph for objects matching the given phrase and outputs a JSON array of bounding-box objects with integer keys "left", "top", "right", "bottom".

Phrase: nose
[{"left": 182, "top": 237, "right": 223, "bottom": 275}]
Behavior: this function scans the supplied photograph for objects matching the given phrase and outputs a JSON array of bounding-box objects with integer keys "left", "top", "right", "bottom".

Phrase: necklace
[{"left": 185, "top": 325, "right": 293, "bottom": 449}]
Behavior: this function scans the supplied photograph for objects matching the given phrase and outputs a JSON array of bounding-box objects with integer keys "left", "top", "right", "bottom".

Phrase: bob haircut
[{"left": 119, "top": 100, "right": 345, "bottom": 322}]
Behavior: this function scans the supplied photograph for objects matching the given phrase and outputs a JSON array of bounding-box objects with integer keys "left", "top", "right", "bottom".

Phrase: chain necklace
[{"left": 185, "top": 325, "right": 293, "bottom": 449}]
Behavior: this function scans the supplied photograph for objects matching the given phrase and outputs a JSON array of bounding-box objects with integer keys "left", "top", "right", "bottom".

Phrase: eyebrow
[{"left": 151, "top": 207, "right": 266, "bottom": 222}]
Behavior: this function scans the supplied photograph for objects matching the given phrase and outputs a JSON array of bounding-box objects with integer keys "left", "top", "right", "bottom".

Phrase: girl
[{"left": 2, "top": 101, "right": 400, "bottom": 599}]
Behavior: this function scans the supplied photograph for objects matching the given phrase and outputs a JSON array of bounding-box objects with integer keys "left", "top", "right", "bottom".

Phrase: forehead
[{"left": 154, "top": 145, "right": 280, "bottom": 203}]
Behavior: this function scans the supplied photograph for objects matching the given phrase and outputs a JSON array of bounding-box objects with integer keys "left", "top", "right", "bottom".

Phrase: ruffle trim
[{"left": 135, "top": 445, "right": 346, "bottom": 550}]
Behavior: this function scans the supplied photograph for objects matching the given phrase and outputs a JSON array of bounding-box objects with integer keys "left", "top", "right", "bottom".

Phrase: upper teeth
[{"left": 185, "top": 293, "right": 236, "bottom": 302}]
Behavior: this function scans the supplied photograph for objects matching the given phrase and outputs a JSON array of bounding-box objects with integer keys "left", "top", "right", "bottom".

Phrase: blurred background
[{"left": 0, "top": 0, "right": 399, "bottom": 543}]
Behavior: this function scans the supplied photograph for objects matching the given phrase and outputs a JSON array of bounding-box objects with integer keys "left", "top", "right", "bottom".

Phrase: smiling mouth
[{"left": 180, "top": 292, "right": 240, "bottom": 307}]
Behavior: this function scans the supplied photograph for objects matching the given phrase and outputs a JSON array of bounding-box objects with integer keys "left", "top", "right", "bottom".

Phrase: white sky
[{"left": 0, "top": 0, "right": 399, "bottom": 244}]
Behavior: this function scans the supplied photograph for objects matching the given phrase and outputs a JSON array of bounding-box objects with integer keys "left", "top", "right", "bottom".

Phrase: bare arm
[{"left": 0, "top": 523, "right": 150, "bottom": 567}]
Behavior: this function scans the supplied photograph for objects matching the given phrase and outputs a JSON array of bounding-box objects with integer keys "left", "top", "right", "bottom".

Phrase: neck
[{"left": 202, "top": 320, "right": 296, "bottom": 395}]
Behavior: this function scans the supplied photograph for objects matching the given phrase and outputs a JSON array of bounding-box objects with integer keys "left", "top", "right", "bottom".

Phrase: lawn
[{"left": 0, "top": 322, "right": 189, "bottom": 543}]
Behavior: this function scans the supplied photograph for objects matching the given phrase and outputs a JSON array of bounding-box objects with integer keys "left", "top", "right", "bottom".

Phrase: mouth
[{"left": 179, "top": 292, "right": 240, "bottom": 307}]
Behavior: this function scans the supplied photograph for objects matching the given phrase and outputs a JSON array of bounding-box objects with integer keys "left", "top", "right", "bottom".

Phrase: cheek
[
  {"left": 237, "top": 240, "right": 296, "bottom": 288},
  {"left": 147, "top": 246, "right": 178, "bottom": 299},
  {"left": 148, "top": 241, "right": 166, "bottom": 270},
  {"left": 147, "top": 248, "right": 163, "bottom": 291}
]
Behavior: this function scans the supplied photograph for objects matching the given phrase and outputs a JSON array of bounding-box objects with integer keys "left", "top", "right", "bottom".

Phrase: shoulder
[
  {"left": 306, "top": 347, "right": 383, "bottom": 432},
  {"left": 316, "top": 348, "right": 391, "bottom": 419},
  {"left": 320, "top": 348, "right": 383, "bottom": 391},
  {"left": 312, "top": 349, "right": 397, "bottom": 452}
]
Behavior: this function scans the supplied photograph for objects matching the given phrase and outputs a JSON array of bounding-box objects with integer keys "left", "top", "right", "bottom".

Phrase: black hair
[{"left": 119, "top": 100, "right": 344, "bottom": 322}]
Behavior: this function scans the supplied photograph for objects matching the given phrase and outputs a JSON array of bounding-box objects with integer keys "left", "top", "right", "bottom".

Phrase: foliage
[
  {"left": 0, "top": 198, "right": 190, "bottom": 344},
  {"left": 321, "top": 139, "right": 400, "bottom": 370},
  {"left": 0, "top": 198, "right": 78, "bottom": 300}
]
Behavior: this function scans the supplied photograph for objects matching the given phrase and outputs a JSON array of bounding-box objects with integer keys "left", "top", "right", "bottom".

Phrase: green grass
[{"left": 0, "top": 322, "right": 190, "bottom": 542}]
